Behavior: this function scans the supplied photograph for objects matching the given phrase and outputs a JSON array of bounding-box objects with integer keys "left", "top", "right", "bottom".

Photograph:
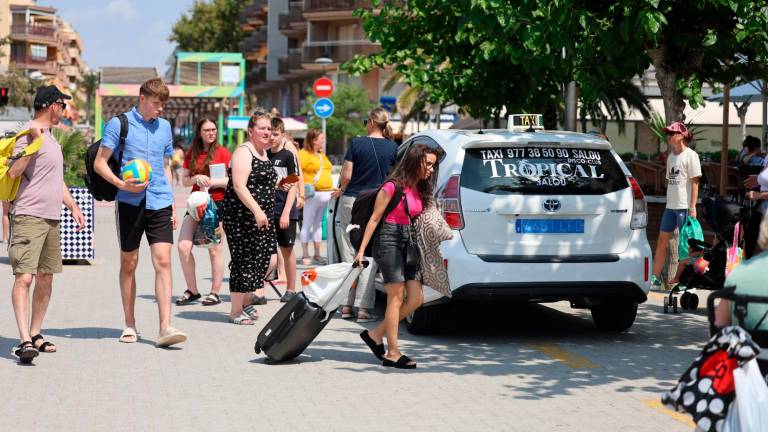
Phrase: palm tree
[
  {"left": 579, "top": 80, "right": 652, "bottom": 135},
  {"left": 80, "top": 72, "right": 99, "bottom": 126}
]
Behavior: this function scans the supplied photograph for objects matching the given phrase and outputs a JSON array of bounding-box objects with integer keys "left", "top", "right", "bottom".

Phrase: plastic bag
[
  {"left": 733, "top": 358, "right": 768, "bottom": 432},
  {"left": 721, "top": 403, "right": 740, "bottom": 432},
  {"left": 301, "top": 263, "right": 359, "bottom": 311},
  {"left": 726, "top": 222, "right": 744, "bottom": 277},
  {"left": 679, "top": 216, "right": 704, "bottom": 260},
  {"left": 193, "top": 200, "right": 221, "bottom": 248},
  {"left": 187, "top": 191, "right": 210, "bottom": 221}
]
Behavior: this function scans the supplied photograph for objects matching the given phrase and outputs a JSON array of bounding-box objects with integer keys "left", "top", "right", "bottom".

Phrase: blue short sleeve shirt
[{"left": 100, "top": 107, "right": 174, "bottom": 210}]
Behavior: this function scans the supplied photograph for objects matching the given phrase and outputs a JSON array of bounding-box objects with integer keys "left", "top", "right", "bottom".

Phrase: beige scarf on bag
[{"left": 414, "top": 205, "right": 453, "bottom": 297}]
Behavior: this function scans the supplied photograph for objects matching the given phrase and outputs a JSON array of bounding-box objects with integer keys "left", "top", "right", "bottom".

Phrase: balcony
[
  {"left": 278, "top": 1, "right": 306, "bottom": 38},
  {"left": 246, "top": 66, "right": 267, "bottom": 88},
  {"left": 10, "top": 24, "right": 57, "bottom": 44},
  {"left": 11, "top": 55, "right": 58, "bottom": 75},
  {"left": 302, "top": 41, "right": 380, "bottom": 65},
  {"left": 239, "top": 0, "right": 267, "bottom": 31},
  {"left": 304, "top": 0, "right": 371, "bottom": 13},
  {"left": 278, "top": 49, "right": 304, "bottom": 76}
]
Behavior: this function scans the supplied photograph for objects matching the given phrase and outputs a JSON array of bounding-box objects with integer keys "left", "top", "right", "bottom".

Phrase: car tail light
[
  {"left": 628, "top": 177, "right": 647, "bottom": 230},
  {"left": 438, "top": 174, "right": 464, "bottom": 230}
]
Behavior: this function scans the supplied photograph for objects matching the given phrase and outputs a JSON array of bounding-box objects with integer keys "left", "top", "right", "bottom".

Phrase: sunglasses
[{"left": 55, "top": 101, "right": 67, "bottom": 109}]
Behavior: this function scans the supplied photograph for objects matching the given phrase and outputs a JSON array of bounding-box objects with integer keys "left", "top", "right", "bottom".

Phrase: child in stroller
[{"left": 664, "top": 197, "right": 746, "bottom": 313}]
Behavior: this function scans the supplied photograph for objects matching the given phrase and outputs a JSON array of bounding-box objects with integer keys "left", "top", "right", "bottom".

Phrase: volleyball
[{"left": 121, "top": 159, "right": 152, "bottom": 183}]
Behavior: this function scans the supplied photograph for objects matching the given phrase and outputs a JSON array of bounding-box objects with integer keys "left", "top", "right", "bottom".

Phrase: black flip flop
[
  {"left": 14, "top": 341, "right": 38, "bottom": 364},
  {"left": 31, "top": 334, "right": 56, "bottom": 353},
  {"left": 359, "top": 330, "right": 385, "bottom": 360},
  {"left": 382, "top": 354, "right": 417, "bottom": 369},
  {"left": 176, "top": 290, "right": 201, "bottom": 306}
]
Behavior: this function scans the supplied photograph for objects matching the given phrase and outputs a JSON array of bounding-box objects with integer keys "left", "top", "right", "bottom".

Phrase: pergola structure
[{"left": 95, "top": 52, "right": 246, "bottom": 147}]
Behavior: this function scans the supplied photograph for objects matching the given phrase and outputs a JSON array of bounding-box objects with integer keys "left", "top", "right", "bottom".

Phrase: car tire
[
  {"left": 405, "top": 304, "right": 444, "bottom": 335},
  {"left": 590, "top": 299, "right": 638, "bottom": 332}
]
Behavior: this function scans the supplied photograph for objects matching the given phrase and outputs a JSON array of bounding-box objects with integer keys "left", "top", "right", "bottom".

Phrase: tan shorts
[{"left": 9, "top": 214, "right": 62, "bottom": 275}]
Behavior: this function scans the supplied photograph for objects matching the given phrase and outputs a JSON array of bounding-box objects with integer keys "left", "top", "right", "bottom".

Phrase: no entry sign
[{"left": 313, "top": 78, "right": 334, "bottom": 97}]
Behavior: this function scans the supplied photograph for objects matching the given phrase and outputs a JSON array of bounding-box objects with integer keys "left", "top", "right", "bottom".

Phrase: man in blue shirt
[{"left": 94, "top": 78, "right": 187, "bottom": 348}]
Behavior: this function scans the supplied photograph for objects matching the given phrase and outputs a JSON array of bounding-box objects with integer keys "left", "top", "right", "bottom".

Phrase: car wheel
[
  {"left": 590, "top": 299, "right": 638, "bottom": 332},
  {"left": 405, "top": 304, "right": 445, "bottom": 335}
]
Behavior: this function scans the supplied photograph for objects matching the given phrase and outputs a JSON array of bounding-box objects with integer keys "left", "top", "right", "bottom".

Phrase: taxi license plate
[{"left": 515, "top": 219, "right": 584, "bottom": 234}]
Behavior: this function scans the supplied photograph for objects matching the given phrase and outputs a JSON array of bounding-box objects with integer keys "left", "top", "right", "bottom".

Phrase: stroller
[{"left": 664, "top": 197, "right": 748, "bottom": 313}]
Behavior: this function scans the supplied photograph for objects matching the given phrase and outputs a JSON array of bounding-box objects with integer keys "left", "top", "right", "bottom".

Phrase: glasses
[
  {"left": 55, "top": 101, "right": 67, "bottom": 109},
  {"left": 201, "top": 128, "right": 217, "bottom": 134}
]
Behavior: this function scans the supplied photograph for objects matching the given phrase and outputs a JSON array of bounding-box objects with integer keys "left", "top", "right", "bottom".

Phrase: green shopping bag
[{"left": 678, "top": 216, "right": 704, "bottom": 260}]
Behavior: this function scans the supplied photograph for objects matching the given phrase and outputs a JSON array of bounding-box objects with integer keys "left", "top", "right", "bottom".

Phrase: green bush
[{"left": 53, "top": 128, "right": 87, "bottom": 187}]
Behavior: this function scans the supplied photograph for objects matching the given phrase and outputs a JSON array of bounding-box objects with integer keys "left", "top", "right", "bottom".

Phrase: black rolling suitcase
[{"left": 254, "top": 261, "right": 367, "bottom": 362}]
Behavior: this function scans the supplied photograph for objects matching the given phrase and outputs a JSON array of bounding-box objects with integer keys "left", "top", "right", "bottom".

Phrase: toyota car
[{"left": 328, "top": 115, "right": 652, "bottom": 334}]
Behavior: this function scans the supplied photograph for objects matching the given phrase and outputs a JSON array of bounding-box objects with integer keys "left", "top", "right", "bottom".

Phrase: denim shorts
[
  {"left": 373, "top": 222, "right": 419, "bottom": 284},
  {"left": 660, "top": 208, "right": 688, "bottom": 233}
]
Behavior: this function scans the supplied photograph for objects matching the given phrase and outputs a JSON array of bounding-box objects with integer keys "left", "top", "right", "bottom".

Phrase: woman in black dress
[{"left": 222, "top": 112, "right": 279, "bottom": 324}]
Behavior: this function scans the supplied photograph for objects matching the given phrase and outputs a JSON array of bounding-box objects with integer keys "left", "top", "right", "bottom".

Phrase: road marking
[
  {"left": 642, "top": 400, "right": 695, "bottom": 427},
  {"left": 527, "top": 343, "right": 599, "bottom": 369}
]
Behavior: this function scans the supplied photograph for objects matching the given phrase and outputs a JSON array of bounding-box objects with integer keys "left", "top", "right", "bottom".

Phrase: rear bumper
[
  {"left": 442, "top": 229, "right": 651, "bottom": 303},
  {"left": 451, "top": 281, "right": 646, "bottom": 302}
]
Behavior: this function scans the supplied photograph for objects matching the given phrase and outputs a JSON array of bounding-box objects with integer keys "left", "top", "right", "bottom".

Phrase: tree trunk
[{"left": 648, "top": 46, "right": 685, "bottom": 124}]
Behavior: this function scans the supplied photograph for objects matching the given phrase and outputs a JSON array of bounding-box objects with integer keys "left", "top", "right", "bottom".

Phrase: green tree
[
  {"left": 169, "top": 0, "right": 250, "bottom": 52},
  {"left": 0, "top": 70, "right": 44, "bottom": 109},
  {"left": 79, "top": 72, "right": 99, "bottom": 126},
  {"left": 345, "top": 1, "right": 768, "bottom": 126},
  {"left": 300, "top": 83, "right": 373, "bottom": 156}
]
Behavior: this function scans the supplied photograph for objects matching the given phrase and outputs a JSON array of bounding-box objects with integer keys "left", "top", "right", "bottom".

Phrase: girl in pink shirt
[{"left": 354, "top": 144, "right": 440, "bottom": 369}]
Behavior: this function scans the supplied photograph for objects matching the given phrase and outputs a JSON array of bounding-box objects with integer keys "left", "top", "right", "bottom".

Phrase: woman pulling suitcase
[{"left": 353, "top": 144, "right": 440, "bottom": 369}]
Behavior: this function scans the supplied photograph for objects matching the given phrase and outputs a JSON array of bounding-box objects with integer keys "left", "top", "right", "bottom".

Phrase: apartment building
[
  {"left": 0, "top": 1, "right": 88, "bottom": 121},
  {"left": 240, "top": 0, "right": 401, "bottom": 116}
]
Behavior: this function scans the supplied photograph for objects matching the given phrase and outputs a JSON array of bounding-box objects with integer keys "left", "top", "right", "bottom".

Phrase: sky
[{"left": 45, "top": 0, "right": 197, "bottom": 75}]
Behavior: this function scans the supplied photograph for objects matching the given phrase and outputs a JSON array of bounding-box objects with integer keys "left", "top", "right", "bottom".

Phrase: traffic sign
[
  {"left": 313, "top": 78, "right": 334, "bottom": 97},
  {"left": 313, "top": 98, "right": 335, "bottom": 119}
]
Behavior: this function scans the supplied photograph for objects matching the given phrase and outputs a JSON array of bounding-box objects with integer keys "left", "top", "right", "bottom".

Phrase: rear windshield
[{"left": 461, "top": 146, "right": 628, "bottom": 195}]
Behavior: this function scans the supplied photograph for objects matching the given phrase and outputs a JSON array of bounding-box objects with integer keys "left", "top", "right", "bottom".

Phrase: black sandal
[
  {"left": 359, "top": 330, "right": 385, "bottom": 360},
  {"left": 201, "top": 292, "right": 221, "bottom": 306},
  {"left": 14, "top": 341, "right": 38, "bottom": 364},
  {"left": 31, "top": 334, "right": 56, "bottom": 353},
  {"left": 175, "top": 290, "right": 201, "bottom": 306},
  {"left": 382, "top": 355, "right": 417, "bottom": 369}
]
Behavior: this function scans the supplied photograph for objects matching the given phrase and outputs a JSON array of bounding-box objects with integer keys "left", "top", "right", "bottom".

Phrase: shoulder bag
[{"left": 304, "top": 152, "right": 324, "bottom": 199}]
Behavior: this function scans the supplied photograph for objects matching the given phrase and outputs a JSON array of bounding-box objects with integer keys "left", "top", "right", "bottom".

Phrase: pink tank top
[{"left": 382, "top": 181, "right": 423, "bottom": 225}]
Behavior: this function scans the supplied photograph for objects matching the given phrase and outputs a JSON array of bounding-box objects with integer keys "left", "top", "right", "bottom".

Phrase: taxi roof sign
[{"left": 508, "top": 114, "right": 544, "bottom": 131}]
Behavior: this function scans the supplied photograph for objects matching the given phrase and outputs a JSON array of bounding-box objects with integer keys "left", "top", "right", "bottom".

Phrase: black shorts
[
  {"left": 274, "top": 219, "right": 297, "bottom": 248},
  {"left": 373, "top": 222, "right": 419, "bottom": 284},
  {"left": 116, "top": 202, "right": 174, "bottom": 252}
]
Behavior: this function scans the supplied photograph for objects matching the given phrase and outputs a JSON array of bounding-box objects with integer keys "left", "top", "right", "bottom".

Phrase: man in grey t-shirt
[{"left": 8, "top": 86, "right": 84, "bottom": 364}]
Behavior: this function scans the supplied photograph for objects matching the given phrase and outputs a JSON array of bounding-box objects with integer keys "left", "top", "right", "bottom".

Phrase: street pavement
[{"left": 0, "top": 191, "right": 706, "bottom": 431}]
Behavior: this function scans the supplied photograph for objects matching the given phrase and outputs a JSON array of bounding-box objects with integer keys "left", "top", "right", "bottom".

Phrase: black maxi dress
[{"left": 222, "top": 147, "right": 277, "bottom": 293}]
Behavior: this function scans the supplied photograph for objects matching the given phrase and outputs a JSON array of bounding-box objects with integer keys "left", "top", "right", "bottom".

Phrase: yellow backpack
[{"left": 0, "top": 130, "right": 44, "bottom": 200}]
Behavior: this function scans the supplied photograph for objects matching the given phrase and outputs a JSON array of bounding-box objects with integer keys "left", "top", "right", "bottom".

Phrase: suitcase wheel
[{"left": 254, "top": 342, "right": 261, "bottom": 354}]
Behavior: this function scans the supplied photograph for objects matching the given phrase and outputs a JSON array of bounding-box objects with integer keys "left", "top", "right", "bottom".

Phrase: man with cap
[
  {"left": 650, "top": 121, "right": 702, "bottom": 290},
  {"left": 7, "top": 85, "right": 85, "bottom": 364}
]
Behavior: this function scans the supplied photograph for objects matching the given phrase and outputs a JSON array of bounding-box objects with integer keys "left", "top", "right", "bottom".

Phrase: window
[
  {"left": 30, "top": 44, "right": 47, "bottom": 60},
  {"left": 461, "top": 146, "right": 628, "bottom": 195}
]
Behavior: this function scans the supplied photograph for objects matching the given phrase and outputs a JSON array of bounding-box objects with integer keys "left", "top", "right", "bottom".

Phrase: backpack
[
  {"left": 84, "top": 114, "right": 128, "bottom": 201},
  {"left": 0, "top": 129, "right": 44, "bottom": 201},
  {"left": 349, "top": 183, "right": 403, "bottom": 257}
]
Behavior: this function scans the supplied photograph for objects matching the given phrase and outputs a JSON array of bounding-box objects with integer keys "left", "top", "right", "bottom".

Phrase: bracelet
[{"left": 298, "top": 195, "right": 305, "bottom": 199}]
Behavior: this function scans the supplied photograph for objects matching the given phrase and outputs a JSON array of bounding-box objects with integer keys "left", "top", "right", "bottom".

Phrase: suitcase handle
[{"left": 353, "top": 260, "right": 370, "bottom": 269}]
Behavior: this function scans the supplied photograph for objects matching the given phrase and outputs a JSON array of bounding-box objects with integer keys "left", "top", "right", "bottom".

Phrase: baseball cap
[
  {"left": 662, "top": 121, "right": 690, "bottom": 138},
  {"left": 33, "top": 85, "right": 72, "bottom": 109}
]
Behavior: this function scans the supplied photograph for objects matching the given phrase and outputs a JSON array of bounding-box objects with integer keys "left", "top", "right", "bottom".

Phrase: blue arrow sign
[{"left": 313, "top": 98, "right": 335, "bottom": 119}]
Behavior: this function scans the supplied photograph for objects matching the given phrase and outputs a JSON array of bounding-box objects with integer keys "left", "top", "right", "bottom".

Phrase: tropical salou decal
[{"left": 478, "top": 147, "right": 605, "bottom": 187}]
